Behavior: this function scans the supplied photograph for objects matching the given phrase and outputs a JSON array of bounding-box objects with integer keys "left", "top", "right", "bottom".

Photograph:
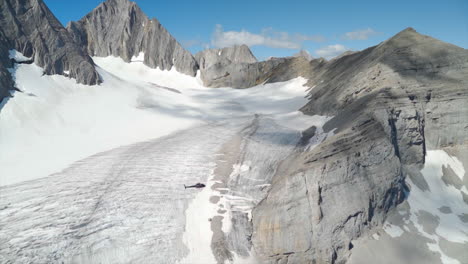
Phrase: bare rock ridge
[
  {"left": 251, "top": 28, "right": 468, "bottom": 263},
  {"left": 0, "top": 0, "right": 100, "bottom": 103},
  {"left": 67, "top": 0, "right": 198, "bottom": 76}
]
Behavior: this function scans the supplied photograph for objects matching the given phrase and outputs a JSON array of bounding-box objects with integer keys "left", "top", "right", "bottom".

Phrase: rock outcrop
[
  {"left": 0, "top": 30, "right": 13, "bottom": 103},
  {"left": 0, "top": 0, "right": 101, "bottom": 95},
  {"left": 251, "top": 28, "right": 468, "bottom": 263},
  {"left": 67, "top": 0, "right": 198, "bottom": 76}
]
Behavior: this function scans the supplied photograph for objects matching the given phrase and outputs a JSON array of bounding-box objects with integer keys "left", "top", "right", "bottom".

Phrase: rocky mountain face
[
  {"left": 251, "top": 28, "right": 468, "bottom": 263},
  {"left": 0, "top": 0, "right": 100, "bottom": 102},
  {"left": 67, "top": 0, "right": 198, "bottom": 76}
]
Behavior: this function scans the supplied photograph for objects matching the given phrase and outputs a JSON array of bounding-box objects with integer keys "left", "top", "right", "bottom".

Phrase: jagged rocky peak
[
  {"left": 194, "top": 44, "right": 257, "bottom": 70},
  {"left": 67, "top": 0, "right": 198, "bottom": 76},
  {"left": 0, "top": 0, "right": 100, "bottom": 96}
]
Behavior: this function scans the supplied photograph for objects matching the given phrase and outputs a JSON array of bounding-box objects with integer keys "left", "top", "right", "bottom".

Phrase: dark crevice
[{"left": 388, "top": 109, "right": 401, "bottom": 160}]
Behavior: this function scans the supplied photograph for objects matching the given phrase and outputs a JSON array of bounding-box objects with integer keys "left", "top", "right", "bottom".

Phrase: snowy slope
[
  {"left": 349, "top": 149, "right": 468, "bottom": 264},
  {"left": 0, "top": 52, "right": 318, "bottom": 187},
  {"left": 0, "top": 55, "right": 199, "bottom": 186}
]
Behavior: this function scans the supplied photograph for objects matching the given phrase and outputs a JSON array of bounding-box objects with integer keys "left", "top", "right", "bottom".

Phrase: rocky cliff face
[
  {"left": 251, "top": 28, "right": 468, "bottom": 263},
  {"left": 67, "top": 0, "right": 198, "bottom": 76},
  {"left": 0, "top": 0, "right": 100, "bottom": 97}
]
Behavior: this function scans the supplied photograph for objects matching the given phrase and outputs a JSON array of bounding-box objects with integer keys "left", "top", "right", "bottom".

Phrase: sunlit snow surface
[{"left": 0, "top": 53, "right": 330, "bottom": 263}]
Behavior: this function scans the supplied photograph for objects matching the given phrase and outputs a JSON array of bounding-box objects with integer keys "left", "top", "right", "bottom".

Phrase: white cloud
[
  {"left": 315, "top": 44, "right": 349, "bottom": 59},
  {"left": 211, "top": 24, "right": 325, "bottom": 49},
  {"left": 342, "top": 28, "right": 379, "bottom": 40}
]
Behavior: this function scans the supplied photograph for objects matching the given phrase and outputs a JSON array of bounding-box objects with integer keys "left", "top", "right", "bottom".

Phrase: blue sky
[{"left": 45, "top": 0, "right": 468, "bottom": 60}]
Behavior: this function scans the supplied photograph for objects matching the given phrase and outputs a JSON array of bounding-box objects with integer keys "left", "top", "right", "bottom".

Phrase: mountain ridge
[{"left": 66, "top": 0, "right": 198, "bottom": 76}]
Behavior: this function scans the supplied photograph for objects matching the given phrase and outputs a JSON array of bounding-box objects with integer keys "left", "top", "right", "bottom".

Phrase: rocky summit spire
[
  {"left": 67, "top": 0, "right": 198, "bottom": 76},
  {"left": 0, "top": 0, "right": 101, "bottom": 101}
]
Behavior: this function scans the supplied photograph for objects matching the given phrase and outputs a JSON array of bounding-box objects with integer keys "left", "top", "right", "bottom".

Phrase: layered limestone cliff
[
  {"left": 251, "top": 28, "right": 468, "bottom": 263},
  {"left": 67, "top": 0, "right": 198, "bottom": 76},
  {"left": 0, "top": 0, "right": 100, "bottom": 99}
]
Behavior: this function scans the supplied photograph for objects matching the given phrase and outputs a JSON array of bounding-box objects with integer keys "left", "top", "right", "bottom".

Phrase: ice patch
[
  {"left": 384, "top": 224, "right": 404, "bottom": 238},
  {"left": 9, "top": 49, "right": 31, "bottom": 62},
  {"left": 273, "top": 111, "right": 331, "bottom": 131},
  {"left": 131, "top": 52, "right": 145, "bottom": 62}
]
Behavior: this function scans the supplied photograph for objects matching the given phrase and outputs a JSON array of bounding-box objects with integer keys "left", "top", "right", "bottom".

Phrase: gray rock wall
[
  {"left": 67, "top": 0, "right": 198, "bottom": 76},
  {"left": 0, "top": 0, "right": 100, "bottom": 87}
]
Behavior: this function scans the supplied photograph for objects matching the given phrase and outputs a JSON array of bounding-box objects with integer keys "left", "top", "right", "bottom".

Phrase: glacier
[{"left": 0, "top": 52, "right": 327, "bottom": 263}]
